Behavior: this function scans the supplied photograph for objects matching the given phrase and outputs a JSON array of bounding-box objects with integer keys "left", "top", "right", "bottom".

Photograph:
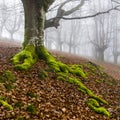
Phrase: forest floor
[{"left": 0, "top": 40, "right": 120, "bottom": 120}]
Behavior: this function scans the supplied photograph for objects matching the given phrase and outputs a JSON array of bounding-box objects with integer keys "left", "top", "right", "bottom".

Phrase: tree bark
[
  {"left": 22, "top": 0, "right": 46, "bottom": 48},
  {"left": 12, "top": 0, "right": 54, "bottom": 70},
  {"left": 113, "top": 55, "right": 118, "bottom": 64},
  {"left": 97, "top": 49, "right": 104, "bottom": 62}
]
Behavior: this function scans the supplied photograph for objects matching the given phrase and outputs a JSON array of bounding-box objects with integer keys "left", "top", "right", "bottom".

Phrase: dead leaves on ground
[{"left": 0, "top": 47, "right": 120, "bottom": 119}]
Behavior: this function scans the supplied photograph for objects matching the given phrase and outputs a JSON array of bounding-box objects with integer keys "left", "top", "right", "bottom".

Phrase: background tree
[
  {"left": 0, "top": 0, "right": 8, "bottom": 37},
  {"left": 12, "top": 0, "right": 86, "bottom": 70},
  {"left": 112, "top": 12, "right": 120, "bottom": 64},
  {"left": 11, "top": 1, "right": 111, "bottom": 117},
  {"left": 5, "top": 1, "right": 23, "bottom": 40},
  {"left": 90, "top": 1, "right": 113, "bottom": 61}
]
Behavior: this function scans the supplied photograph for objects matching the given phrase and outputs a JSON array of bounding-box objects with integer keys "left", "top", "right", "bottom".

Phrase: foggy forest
[
  {"left": 0, "top": 0, "right": 120, "bottom": 64},
  {"left": 0, "top": 0, "right": 120, "bottom": 119}
]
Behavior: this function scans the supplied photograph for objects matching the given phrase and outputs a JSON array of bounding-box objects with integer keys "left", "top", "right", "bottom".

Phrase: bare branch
[
  {"left": 45, "top": 0, "right": 85, "bottom": 28},
  {"left": 63, "top": 0, "right": 85, "bottom": 16},
  {"left": 58, "top": 5, "right": 120, "bottom": 20},
  {"left": 111, "top": 0, "right": 120, "bottom": 4}
]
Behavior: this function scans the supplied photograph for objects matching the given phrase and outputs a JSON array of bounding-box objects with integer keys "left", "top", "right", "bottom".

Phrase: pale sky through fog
[{"left": 0, "top": 0, "right": 23, "bottom": 41}]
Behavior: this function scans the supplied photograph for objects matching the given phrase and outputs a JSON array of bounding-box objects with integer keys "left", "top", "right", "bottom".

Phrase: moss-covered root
[
  {"left": 37, "top": 46, "right": 70, "bottom": 72},
  {"left": 37, "top": 46, "right": 87, "bottom": 78},
  {"left": 0, "top": 99, "right": 13, "bottom": 110},
  {"left": 11, "top": 45, "right": 37, "bottom": 70},
  {"left": 87, "top": 98, "right": 110, "bottom": 117},
  {"left": 57, "top": 73, "right": 108, "bottom": 105}
]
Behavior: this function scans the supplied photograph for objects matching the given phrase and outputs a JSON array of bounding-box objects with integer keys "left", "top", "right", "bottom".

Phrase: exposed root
[
  {"left": 12, "top": 46, "right": 110, "bottom": 117},
  {"left": 87, "top": 98, "right": 110, "bottom": 117},
  {"left": 37, "top": 46, "right": 110, "bottom": 117},
  {"left": 0, "top": 99, "right": 13, "bottom": 110},
  {"left": 11, "top": 45, "right": 37, "bottom": 70}
]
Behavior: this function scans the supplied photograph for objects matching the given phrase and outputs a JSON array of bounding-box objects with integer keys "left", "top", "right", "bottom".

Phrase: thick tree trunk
[
  {"left": 22, "top": 0, "right": 45, "bottom": 48},
  {"left": 11, "top": 1, "right": 110, "bottom": 116},
  {"left": 12, "top": 0, "right": 54, "bottom": 70}
]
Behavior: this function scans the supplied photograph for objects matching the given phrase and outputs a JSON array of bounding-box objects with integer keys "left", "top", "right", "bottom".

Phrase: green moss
[
  {"left": 16, "top": 116, "right": 25, "bottom": 120},
  {"left": 58, "top": 72, "right": 91, "bottom": 93},
  {"left": 12, "top": 45, "right": 37, "bottom": 70},
  {"left": 0, "top": 99, "right": 13, "bottom": 110},
  {"left": 26, "top": 104, "right": 37, "bottom": 114},
  {"left": 5, "top": 83, "right": 15, "bottom": 91},
  {"left": 37, "top": 46, "right": 69, "bottom": 73},
  {"left": 0, "top": 96, "right": 8, "bottom": 101},
  {"left": 0, "top": 70, "right": 15, "bottom": 83},
  {"left": 57, "top": 72, "right": 109, "bottom": 117},
  {"left": 57, "top": 76, "right": 66, "bottom": 81},
  {"left": 87, "top": 98, "right": 110, "bottom": 117},
  {"left": 38, "top": 70, "right": 48, "bottom": 80},
  {"left": 3, "top": 70, "right": 15, "bottom": 82},
  {"left": 95, "top": 79, "right": 101, "bottom": 83},
  {"left": 15, "top": 101, "right": 23, "bottom": 108},
  {"left": 69, "top": 65, "right": 87, "bottom": 78},
  {"left": 0, "top": 70, "right": 15, "bottom": 91},
  {"left": 11, "top": 44, "right": 110, "bottom": 117},
  {"left": 27, "top": 92, "right": 37, "bottom": 98},
  {"left": 0, "top": 75, "right": 7, "bottom": 83}
]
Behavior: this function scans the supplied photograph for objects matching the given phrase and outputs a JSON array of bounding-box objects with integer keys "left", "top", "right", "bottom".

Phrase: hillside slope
[{"left": 0, "top": 45, "right": 120, "bottom": 119}]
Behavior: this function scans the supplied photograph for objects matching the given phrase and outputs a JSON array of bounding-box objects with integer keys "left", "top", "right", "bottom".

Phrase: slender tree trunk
[
  {"left": 113, "top": 54, "right": 118, "bottom": 64},
  {"left": 0, "top": 26, "right": 3, "bottom": 37},
  {"left": 114, "top": 56, "right": 118, "bottom": 64},
  {"left": 59, "top": 43, "right": 62, "bottom": 51},
  {"left": 10, "top": 32, "right": 14, "bottom": 40},
  {"left": 98, "top": 50, "right": 104, "bottom": 61}
]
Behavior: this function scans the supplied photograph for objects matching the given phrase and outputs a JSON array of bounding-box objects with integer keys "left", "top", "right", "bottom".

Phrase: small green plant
[
  {"left": 0, "top": 76, "right": 6, "bottom": 83},
  {"left": 0, "top": 96, "right": 8, "bottom": 101},
  {"left": 15, "top": 101, "right": 23, "bottom": 108},
  {"left": 5, "top": 83, "right": 15, "bottom": 91},
  {"left": 16, "top": 116, "right": 25, "bottom": 120},
  {"left": 95, "top": 79, "right": 101, "bottom": 83},
  {"left": 0, "top": 70, "right": 15, "bottom": 91},
  {"left": 3, "top": 70, "right": 15, "bottom": 82},
  {"left": 38, "top": 70, "right": 48, "bottom": 80},
  {"left": 26, "top": 104, "right": 37, "bottom": 114},
  {"left": 27, "top": 92, "right": 37, "bottom": 98}
]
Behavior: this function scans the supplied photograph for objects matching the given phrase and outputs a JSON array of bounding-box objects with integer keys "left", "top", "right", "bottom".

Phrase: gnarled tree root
[
  {"left": 37, "top": 46, "right": 110, "bottom": 117},
  {"left": 12, "top": 46, "right": 110, "bottom": 117},
  {"left": 87, "top": 98, "right": 110, "bottom": 117},
  {"left": 11, "top": 45, "right": 37, "bottom": 70}
]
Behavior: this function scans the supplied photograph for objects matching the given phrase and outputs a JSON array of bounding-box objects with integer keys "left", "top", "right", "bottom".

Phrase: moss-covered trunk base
[
  {"left": 11, "top": 45, "right": 110, "bottom": 117},
  {"left": 11, "top": 45, "right": 37, "bottom": 71}
]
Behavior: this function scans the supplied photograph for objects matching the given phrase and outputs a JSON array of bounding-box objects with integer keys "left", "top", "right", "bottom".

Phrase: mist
[{"left": 0, "top": 0, "right": 120, "bottom": 64}]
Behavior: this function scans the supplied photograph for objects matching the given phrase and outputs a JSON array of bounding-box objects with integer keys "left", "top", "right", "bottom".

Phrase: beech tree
[
  {"left": 12, "top": 0, "right": 55, "bottom": 70},
  {"left": 0, "top": 1, "right": 8, "bottom": 37},
  {"left": 11, "top": 0, "right": 111, "bottom": 117},
  {"left": 12, "top": 0, "right": 86, "bottom": 70}
]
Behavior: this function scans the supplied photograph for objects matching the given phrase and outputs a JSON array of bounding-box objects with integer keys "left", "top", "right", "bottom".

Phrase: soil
[{"left": 0, "top": 41, "right": 120, "bottom": 120}]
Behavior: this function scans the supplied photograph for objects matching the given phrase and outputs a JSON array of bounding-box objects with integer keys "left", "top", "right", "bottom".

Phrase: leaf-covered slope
[{"left": 0, "top": 47, "right": 120, "bottom": 120}]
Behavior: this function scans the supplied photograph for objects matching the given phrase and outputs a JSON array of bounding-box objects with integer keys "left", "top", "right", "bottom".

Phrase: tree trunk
[
  {"left": 97, "top": 50, "right": 104, "bottom": 62},
  {"left": 10, "top": 32, "right": 14, "bottom": 40},
  {"left": 22, "top": 0, "right": 45, "bottom": 49},
  {"left": 113, "top": 53, "right": 118, "bottom": 64},
  {"left": 12, "top": 0, "right": 54, "bottom": 70},
  {"left": 114, "top": 55, "right": 118, "bottom": 64}
]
